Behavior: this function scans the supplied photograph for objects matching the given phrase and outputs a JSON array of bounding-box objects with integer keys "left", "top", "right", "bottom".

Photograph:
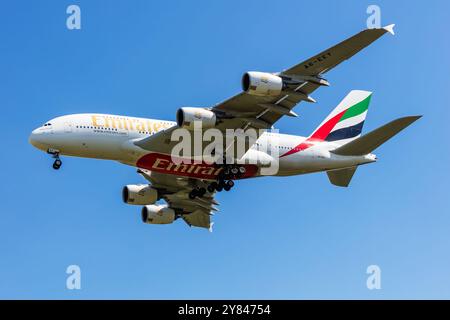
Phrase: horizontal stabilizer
[
  {"left": 327, "top": 167, "right": 357, "bottom": 187},
  {"left": 331, "top": 116, "right": 421, "bottom": 156}
]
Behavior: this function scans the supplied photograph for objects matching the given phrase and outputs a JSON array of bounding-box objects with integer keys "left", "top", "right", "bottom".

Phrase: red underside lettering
[{"left": 136, "top": 153, "right": 258, "bottom": 180}]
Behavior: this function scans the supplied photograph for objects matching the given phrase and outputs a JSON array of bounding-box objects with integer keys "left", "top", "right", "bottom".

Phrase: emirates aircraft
[{"left": 29, "top": 24, "right": 420, "bottom": 230}]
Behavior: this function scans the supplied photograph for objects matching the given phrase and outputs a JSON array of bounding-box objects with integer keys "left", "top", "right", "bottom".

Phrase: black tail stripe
[{"left": 325, "top": 121, "right": 365, "bottom": 142}]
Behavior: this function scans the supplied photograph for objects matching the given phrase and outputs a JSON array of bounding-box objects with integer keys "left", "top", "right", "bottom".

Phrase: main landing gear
[
  {"left": 188, "top": 164, "right": 245, "bottom": 199},
  {"left": 189, "top": 187, "right": 206, "bottom": 199},
  {"left": 207, "top": 180, "right": 234, "bottom": 193},
  {"left": 47, "top": 148, "right": 62, "bottom": 170},
  {"left": 189, "top": 180, "right": 235, "bottom": 200}
]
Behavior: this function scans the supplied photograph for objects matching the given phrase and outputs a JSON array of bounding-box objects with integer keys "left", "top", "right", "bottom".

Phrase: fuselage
[{"left": 29, "top": 113, "right": 376, "bottom": 180}]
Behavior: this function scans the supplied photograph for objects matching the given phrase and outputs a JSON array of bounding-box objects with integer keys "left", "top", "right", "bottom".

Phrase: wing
[
  {"left": 212, "top": 25, "right": 395, "bottom": 130},
  {"left": 138, "top": 168, "right": 217, "bottom": 230},
  {"left": 135, "top": 25, "right": 394, "bottom": 161},
  {"left": 135, "top": 125, "right": 179, "bottom": 155}
]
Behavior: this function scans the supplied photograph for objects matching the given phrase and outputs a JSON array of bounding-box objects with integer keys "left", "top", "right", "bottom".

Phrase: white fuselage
[{"left": 29, "top": 113, "right": 376, "bottom": 180}]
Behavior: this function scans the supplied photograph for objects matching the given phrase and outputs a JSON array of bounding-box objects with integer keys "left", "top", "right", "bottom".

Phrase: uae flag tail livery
[
  {"left": 311, "top": 90, "right": 372, "bottom": 146},
  {"left": 280, "top": 90, "right": 373, "bottom": 158}
]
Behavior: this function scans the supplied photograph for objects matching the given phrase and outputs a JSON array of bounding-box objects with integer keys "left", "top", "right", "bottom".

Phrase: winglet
[
  {"left": 383, "top": 24, "right": 395, "bottom": 35},
  {"left": 209, "top": 222, "right": 214, "bottom": 233}
]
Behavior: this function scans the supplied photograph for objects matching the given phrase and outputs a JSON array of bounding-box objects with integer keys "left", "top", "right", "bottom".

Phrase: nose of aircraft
[
  {"left": 29, "top": 128, "right": 46, "bottom": 150},
  {"left": 29, "top": 129, "right": 38, "bottom": 146}
]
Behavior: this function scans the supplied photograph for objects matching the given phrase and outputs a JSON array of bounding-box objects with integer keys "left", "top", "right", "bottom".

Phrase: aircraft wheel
[
  {"left": 189, "top": 189, "right": 197, "bottom": 199},
  {"left": 216, "top": 181, "right": 224, "bottom": 192},
  {"left": 198, "top": 188, "right": 206, "bottom": 197},
  {"left": 53, "top": 159, "right": 62, "bottom": 170},
  {"left": 207, "top": 183, "right": 217, "bottom": 193}
]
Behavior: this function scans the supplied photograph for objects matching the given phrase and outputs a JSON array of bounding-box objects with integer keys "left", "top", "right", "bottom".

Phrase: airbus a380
[{"left": 29, "top": 24, "right": 420, "bottom": 230}]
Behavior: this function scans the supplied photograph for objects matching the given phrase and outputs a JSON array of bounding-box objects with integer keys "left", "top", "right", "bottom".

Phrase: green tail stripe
[{"left": 339, "top": 94, "right": 372, "bottom": 122}]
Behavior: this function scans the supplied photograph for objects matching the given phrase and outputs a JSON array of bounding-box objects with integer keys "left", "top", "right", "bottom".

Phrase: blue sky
[{"left": 1, "top": 0, "right": 449, "bottom": 299}]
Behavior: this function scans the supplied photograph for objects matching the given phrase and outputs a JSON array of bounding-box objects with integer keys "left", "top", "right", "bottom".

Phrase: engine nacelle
[
  {"left": 141, "top": 205, "right": 176, "bottom": 224},
  {"left": 176, "top": 107, "right": 216, "bottom": 130},
  {"left": 122, "top": 184, "right": 158, "bottom": 205},
  {"left": 242, "top": 71, "right": 283, "bottom": 97}
]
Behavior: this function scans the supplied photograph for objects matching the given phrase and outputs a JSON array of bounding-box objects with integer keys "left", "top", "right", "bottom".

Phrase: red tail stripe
[
  {"left": 310, "top": 109, "right": 347, "bottom": 141},
  {"left": 280, "top": 109, "right": 346, "bottom": 158}
]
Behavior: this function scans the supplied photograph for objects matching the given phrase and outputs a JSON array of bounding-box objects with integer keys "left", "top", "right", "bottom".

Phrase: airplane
[{"left": 29, "top": 24, "right": 420, "bottom": 230}]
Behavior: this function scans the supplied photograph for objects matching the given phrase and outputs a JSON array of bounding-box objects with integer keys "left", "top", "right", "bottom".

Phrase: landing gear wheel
[
  {"left": 189, "top": 189, "right": 198, "bottom": 199},
  {"left": 48, "top": 149, "right": 62, "bottom": 170},
  {"left": 223, "top": 180, "right": 234, "bottom": 191},
  {"left": 189, "top": 187, "right": 206, "bottom": 199},
  {"left": 207, "top": 183, "right": 217, "bottom": 193},
  {"left": 216, "top": 181, "right": 224, "bottom": 192},
  {"left": 197, "top": 188, "right": 206, "bottom": 197},
  {"left": 52, "top": 159, "right": 62, "bottom": 170}
]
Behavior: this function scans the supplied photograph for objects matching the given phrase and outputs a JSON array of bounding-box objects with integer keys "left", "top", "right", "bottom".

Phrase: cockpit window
[{"left": 43, "top": 123, "right": 52, "bottom": 127}]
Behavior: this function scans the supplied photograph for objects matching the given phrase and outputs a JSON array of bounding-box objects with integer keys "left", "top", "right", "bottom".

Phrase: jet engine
[
  {"left": 141, "top": 205, "right": 176, "bottom": 224},
  {"left": 242, "top": 71, "right": 284, "bottom": 97},
  {"left": 176, "top": 107, "right": 217, "bottom": 130},
  {"left": 122, "top": 184, "right": 158, "bottom": 205}
]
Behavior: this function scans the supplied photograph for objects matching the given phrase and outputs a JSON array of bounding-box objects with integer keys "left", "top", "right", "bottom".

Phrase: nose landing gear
[
  {"left": 53, "top": 159, "right": 62, "bottom": 170},
  {"left": 47, "top": 148, "right": 62, "bottom": 170}
]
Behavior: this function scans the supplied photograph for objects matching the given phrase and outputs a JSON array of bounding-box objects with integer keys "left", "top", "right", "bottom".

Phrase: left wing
[
  {"left": 138, "top": 168, "right": 217, "bottom": 230},
  {"left": 212, "top": 24, "right": 395, "bottom": 131},
  {"left": 135, "top": 25, "right": 395, "bottom": 157}
]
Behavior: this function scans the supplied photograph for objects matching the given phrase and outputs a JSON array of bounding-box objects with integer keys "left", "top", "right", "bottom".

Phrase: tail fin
[
  {"left": 331, "top": 116, "right": 422, "bottom": 156},
  {"left": 309, "top": 90, "right": 372, "bottom": 145}
]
